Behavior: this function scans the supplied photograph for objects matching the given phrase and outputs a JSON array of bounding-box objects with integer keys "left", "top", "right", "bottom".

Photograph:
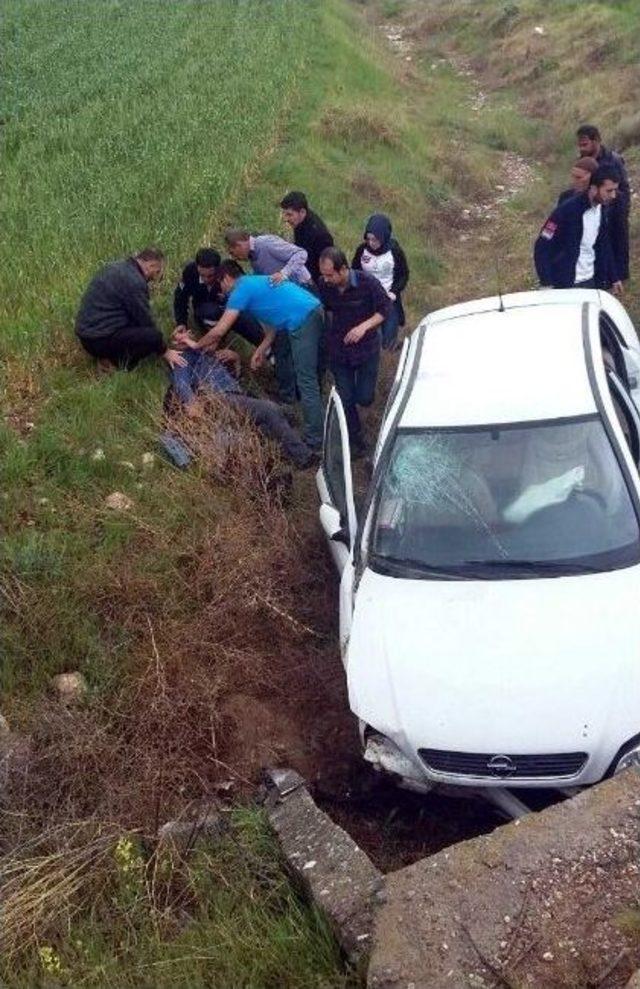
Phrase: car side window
[
  {"left": 608, "top": 372, "right": 640, "bottom": 465},
  {"left": 324, "top": 404, "right": 348, "bottom": 522},
  {"left": 600, "top": 313, "right": 628, "bottom": 385}
]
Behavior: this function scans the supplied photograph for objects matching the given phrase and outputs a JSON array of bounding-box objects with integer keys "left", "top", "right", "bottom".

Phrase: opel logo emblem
[{"left": 487, "top": 754, "right": 517, "bottom": 778}]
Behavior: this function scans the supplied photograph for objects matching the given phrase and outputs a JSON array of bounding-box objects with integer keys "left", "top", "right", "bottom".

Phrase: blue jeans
[
  {"left": 381, "top": 301, "right": 400, "bottom": 350},
  {"left": 330, "top": 348, "right": 380, "bottom": 446},
  {"left": 288, "top": 306, "right": 325, "bottom": 449}
]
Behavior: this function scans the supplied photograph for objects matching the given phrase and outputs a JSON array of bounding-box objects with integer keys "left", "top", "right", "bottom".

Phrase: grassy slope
[
  {"left": 390, "top": 0, "right": 640, "bottom": 316},
  {"left": 0, "top": 0, "right": 448, "bottom": 984},
  {"left": 2, "top": 0, "right": 640, "bottom": 984}
]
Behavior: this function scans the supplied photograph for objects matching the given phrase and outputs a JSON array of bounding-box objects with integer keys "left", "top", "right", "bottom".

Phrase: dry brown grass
[
  {"left": 1, "top": 396, "right": 339, "bottom": 859},
  {"left": 318, "top": 103, "right": 401, "bottom": 147}
]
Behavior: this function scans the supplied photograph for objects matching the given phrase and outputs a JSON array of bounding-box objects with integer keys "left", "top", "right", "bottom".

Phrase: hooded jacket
[{"left": 534, "top": 192, "right": 618, "bottom": 289}]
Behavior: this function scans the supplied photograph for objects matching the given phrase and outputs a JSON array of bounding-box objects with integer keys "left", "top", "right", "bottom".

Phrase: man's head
[
  {"left": 577, "top": 124, "right": 602, "bottom": 159},
  {"left": 319, "top": 247, "right": 350, "bottom": 288},
  {"left": 218, "top": 259, "right": 245, "bottom": 295},
  {"left": 280, "top": 191, "right": 309, "bottom": 229},
  {"left": 135, "top": 247, "right": 165, "bottom": 282},
  {"left": 570, "top": 156, "right": 599, "bottom": 193},
  {"left": 589, "top": 164, "right": 619, "bottom": 206},
  {"left": 195, "top": 247, "right": 221, "bottom": 286},
  {"left": 224, "top": 229, "right": 251, "bottom": 260}
]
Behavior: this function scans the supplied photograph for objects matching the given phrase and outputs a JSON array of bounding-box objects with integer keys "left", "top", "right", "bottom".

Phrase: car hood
[{"left": 347, "top": 565, "right": 640, "bottom": 777}]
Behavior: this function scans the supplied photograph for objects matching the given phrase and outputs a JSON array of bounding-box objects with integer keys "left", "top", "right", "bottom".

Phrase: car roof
[{"left": 400, "top": 296, "right": 599, "bottom": 429}]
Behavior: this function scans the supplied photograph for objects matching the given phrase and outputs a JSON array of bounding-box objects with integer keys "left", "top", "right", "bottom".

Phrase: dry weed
[{"left": 318, "top": 104, "right": 400, "bottom": 147}]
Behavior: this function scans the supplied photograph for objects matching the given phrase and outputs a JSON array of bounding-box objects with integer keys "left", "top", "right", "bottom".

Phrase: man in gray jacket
[
  {"left": 224, "top": 229, "right": 314, "bottom": 403},
  {"left": 76, "top": 247, "right": 185, "bottom": 372}
]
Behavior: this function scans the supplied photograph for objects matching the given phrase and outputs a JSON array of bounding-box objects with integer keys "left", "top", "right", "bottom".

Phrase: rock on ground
[{"left": 50, "top": 672, "right": 88, "bottom": 703}]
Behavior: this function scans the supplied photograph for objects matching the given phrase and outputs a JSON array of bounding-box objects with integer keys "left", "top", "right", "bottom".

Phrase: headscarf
[{"left": 364, "top": 213, "right": 392, "bottom": 254}]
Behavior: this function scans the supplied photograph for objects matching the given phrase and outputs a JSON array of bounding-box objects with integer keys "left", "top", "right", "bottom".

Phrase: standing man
[
  {"left": 173, "top": 247, "right": 263, "bottom": 347},
  {"left": 225, "top": 228, "right": 313, "bottom": 404},
  {"left": 76, "top": 247, "right": 185, "bottom": 372},
  {"left": 317, "top": 247, "right": 391, "bottom": 458},
  {"left": 175, "top": 262, "right": 325, "bottom": 450},
  {"left": 280, "top": 191, "right": 334, "bottom": 285},
  {"left": 534, "top": 165, "right": 622, "bottom": 292},
  {"left": 556, "top": 156, "right": 599, "bottom": 206},
  {"left": 576, "top": 124, "right": 631, "bottom": 280}
]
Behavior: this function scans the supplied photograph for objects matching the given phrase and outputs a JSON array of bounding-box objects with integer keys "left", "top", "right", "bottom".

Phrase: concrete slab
[
  {"left": 368, "top": 771, "right": 640, "bottom": 988},
  {"left": 265, "top": 768, "right": 383, "bottom": 963}
]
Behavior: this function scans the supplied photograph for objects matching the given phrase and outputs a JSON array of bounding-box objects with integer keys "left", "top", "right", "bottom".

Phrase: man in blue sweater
[
  {"left": 534, "top": 165, "right": 622, "bottom": 293},
  {"left": 174, "top": 261, "right": 325, "bottom": 449}
]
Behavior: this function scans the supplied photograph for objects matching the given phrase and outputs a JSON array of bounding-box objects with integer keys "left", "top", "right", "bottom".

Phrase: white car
[{"left": 317, "top": 289, "right": 640, "bottom": 818}]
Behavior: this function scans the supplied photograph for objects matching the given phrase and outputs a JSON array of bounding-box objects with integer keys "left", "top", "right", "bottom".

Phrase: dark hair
[
  {"left": 319, "top": 246, "right": 348, "bottom": 271},
  {"left": 224, "top": 228, "right": 251, "bottom": 246},
  {"left": 591, "top": 164, "right": 620, "bottom": 187},
  {"left": 280, "top": 191, "right": 308, "bottom": 211},
  {"left": 218, "top": 259, "right": 245, "bottom": 280},
  {"left": 195, "top": 247, "right": 221, "bottom": 268},
  {"left": 577, "top": 124, "right": 601, "bottom": 142},
  {"left": 135, "top": 247, "right": 165, "bottom": 262}
]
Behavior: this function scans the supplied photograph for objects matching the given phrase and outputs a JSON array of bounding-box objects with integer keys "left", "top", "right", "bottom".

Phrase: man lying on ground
[
  {"left": 165, "top": 346, "right": 316, "bottom": 469},
  {"left": 174, "top": 260, "right": 325, "bottom": 451},
  {"left": 76, "top": 247, "right": 185, "bottom": 372},
  {"left": 173, "top": 246, "right": 264, "bottom": 348}
]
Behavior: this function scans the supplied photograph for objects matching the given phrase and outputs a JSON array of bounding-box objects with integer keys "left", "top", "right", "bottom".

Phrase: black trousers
[
  {"left": 195, "top": 303, "right": 264, "bottom": 348},
  {"left": 79, "top": 325, "right": 165, "bottom": 369}
]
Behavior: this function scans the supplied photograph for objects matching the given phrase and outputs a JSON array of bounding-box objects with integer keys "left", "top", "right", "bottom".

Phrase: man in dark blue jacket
[
  {"left": 173, "top": 247, "right": 263, "bottom": 347},
  {"left": 577, "top": 124, "right": 631, "bottom": 281},
  {"left": 534, "top": 165, "right": 622, "bottom": 294}
]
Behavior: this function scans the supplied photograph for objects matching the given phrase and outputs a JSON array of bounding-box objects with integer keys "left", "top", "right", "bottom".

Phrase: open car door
[{"left": 316, "top": 388, "right": 357, "bottom": 573}]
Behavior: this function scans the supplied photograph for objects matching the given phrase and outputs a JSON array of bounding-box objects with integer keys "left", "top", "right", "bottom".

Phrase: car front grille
[{"left": 419, "top": 749, "right": 588, "bottom": 780}]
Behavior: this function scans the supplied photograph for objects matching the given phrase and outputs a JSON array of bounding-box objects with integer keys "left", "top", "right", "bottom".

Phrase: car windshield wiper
[
  {"left": 463, "top": 558, "right": 604, "bottom": 576},
  {"left": 372, "top": 555, "right": 475, "bottom": 580}
]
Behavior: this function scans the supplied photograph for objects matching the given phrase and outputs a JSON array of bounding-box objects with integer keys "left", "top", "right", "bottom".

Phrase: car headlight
[
  {"left": 363, "top": 731, "right": 424, "bottom": 781},
  {"left": 614, "top": 745, "right": 640, "bottom": 775}
]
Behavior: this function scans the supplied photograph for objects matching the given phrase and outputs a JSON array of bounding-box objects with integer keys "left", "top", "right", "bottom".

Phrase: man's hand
[
  {"left": 269, "top": 271, "right": 287, "bottom": 286},
  {"left": 251, "top": 345, "right": 269, "bottom": 371},
  {"left": 612, "top": 281, "right": 624, "bottom": 297},
  {"left": 173, "top": 329, "right": 198, "bottom": 350},
  {"left": 217, "top": 348, "right": 242, "bottom": 377},
  {"left": 344, "top": 323, "right": 368, "bottom": 345},
  {"left": 163, "top": 348, "right": 188, "bottom": 369}
]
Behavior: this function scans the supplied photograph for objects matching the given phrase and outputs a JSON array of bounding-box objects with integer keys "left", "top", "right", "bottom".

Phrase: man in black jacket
[
  {"left": 76, "top": 248, "right": 185, "bottom": 372},
  {"left": 173, "top": 247, "right": 264, "bottom": 347},
  {"left": 577, "top": 124, "right": 631, "bottom": 281},
  {"left": 280, "top": 191, "right": 334, "bottom": 285},
  {"left": 534, "top": 165, "right": 621, "bottom": 292}
]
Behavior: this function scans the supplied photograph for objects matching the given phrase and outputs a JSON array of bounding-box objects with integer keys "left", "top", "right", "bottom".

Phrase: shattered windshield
[{"left": 371, "top": 417, "right": 640, "bottom": 577}]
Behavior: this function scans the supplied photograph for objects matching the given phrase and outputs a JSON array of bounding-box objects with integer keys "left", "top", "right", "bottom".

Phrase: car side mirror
[
  {"left": 319, "top": 502, "right": 351, "bottom": 549},
  {"left": 331, "top": 526, "right": 351, "bottom": 547}
]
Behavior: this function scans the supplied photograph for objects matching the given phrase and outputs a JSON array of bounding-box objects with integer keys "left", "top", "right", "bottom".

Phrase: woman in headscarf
[{"left": 352, "top": 213, "right": 409, "bottom": 350}]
